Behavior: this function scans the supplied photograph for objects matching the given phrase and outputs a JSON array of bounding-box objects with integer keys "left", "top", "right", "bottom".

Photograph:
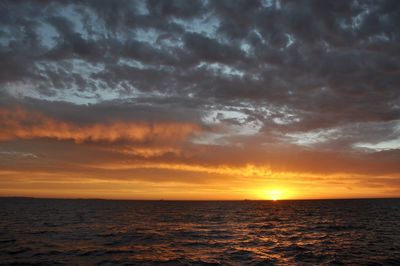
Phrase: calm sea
[{"left": 1, "top": 198, "right": 400, "bottom": 265}]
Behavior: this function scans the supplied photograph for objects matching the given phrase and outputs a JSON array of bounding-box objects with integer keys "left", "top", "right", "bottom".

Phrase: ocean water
[{"left": 1, "top": 198, "right": 400, "bottom": 265}]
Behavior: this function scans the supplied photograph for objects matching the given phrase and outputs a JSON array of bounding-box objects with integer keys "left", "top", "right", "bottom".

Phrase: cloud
[{"left": 0, "top": 106, "right": 201, "bottom": 143}]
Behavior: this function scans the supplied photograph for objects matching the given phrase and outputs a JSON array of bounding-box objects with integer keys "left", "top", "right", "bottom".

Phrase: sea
[{"left": 1, "top": 198, "right": 400, "bottom": 265}]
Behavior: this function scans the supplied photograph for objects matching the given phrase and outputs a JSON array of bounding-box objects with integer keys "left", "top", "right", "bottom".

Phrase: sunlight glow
[
  {"left": 251, "top": 186, "right": 297, "bottom": 200},
  {"left": 267, "top": 189, "right": 284, "bottom": 201}
]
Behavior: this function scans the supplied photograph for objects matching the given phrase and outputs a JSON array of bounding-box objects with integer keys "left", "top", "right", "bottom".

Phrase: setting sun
[
  {"left": 267, "top": 189, "right": 284, "bottom": 201},
  {"left": 252, "top": 187, "right": 295, "bottom": 201}
]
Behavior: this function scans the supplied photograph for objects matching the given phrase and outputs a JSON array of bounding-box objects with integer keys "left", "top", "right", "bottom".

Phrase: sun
[
  {"left": 252, "top": 187, "right": 293, "bottom": 201},
  {"left": 267, "top": 189, "right": 283, "bottom": 201}
]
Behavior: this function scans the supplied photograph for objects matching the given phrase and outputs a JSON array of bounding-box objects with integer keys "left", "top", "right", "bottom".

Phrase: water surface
[{"left": 1, "top": 198, "right": 400, "bottom": 265}]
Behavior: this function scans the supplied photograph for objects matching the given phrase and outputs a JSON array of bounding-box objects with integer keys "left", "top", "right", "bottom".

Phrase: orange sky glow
[{"left": 1, "top": 106, "right": 399, "bottom": 200}]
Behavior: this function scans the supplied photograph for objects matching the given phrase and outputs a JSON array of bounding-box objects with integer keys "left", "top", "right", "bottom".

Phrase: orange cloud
[
  {"left": 0, "top": 107, "right": 201, "bottom": 143},
  {"left": 116, "top": 146, "right": 183, "bottom": 158}
]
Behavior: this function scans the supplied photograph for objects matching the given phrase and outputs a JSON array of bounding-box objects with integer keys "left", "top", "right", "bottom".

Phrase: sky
[{"left": 1, "top": 0, "right": 400, "bottom": 200}]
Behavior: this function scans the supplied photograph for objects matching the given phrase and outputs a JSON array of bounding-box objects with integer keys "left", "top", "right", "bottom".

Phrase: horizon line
[{"left": 1, "top": 196, "right": 399, "bottom": 201}]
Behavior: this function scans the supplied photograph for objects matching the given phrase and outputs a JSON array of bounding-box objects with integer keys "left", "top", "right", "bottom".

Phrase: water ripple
[{"left": 1, "top": 198, "right": 400, "bottom": 265}]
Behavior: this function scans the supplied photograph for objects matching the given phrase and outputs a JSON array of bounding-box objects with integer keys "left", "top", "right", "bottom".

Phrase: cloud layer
[
  {"left": 1, "top": 0, "right": 400, "bottom": 198},
  {"left": 0, "top": 107, "right": 200, "bottom": 143}
]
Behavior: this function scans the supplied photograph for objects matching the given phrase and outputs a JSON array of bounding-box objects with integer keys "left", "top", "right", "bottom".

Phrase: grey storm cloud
[{"left": 1, "top": 0, "right": 400, "bottom": 159}]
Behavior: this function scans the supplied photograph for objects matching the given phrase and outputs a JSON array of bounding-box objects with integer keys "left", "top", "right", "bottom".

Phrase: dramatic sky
[{"left": 1, "top": 0, "right": 400, "bottom": 199}]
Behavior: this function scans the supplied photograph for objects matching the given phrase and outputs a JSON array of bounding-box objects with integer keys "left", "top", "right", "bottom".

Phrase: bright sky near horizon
[{"left": 1, "top": 0, "right": 400, "bottom": 200}]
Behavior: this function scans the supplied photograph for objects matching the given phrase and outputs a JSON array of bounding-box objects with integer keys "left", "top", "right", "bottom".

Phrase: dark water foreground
[{"left": 1, "top": 198, "right": 400, "bottom": 265}]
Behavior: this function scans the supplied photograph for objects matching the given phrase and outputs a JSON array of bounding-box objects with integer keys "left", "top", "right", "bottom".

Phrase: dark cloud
[{"left": 146, "top": 0, "right": 206, "bottom": 18}]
